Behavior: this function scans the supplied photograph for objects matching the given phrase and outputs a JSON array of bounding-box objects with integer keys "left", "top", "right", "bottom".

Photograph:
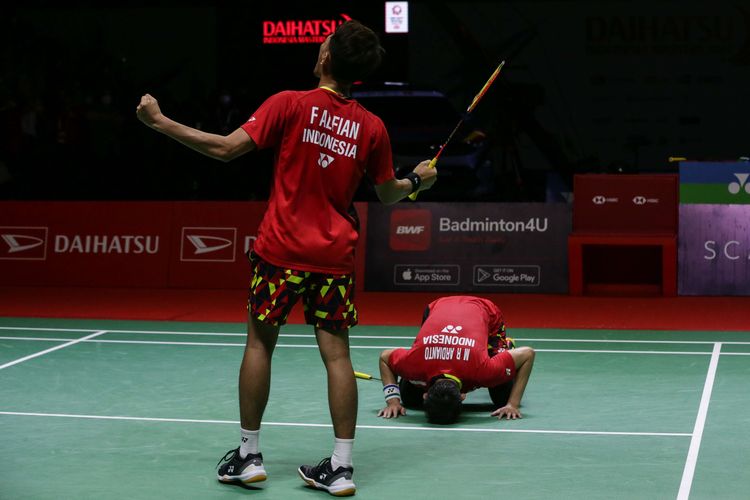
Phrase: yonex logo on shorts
[
  {"left": 180, "top": 227, "right": 237, "bottom": 262},
  {"left": 0, "top": 227, "right": 48, "bottom": 260},
  {"left": 389, "top": 209, "right": 431, "bottom": 251}
]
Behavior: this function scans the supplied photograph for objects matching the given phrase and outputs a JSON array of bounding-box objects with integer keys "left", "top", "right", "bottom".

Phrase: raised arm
[
  {"left": 136, "top": 94, "right": 256, "bottom": 162},
  {"left": 377, "top": 349, "right": 407, "bottom": 418},
  {"left": 374, "top": 159, "right": 437, "bottom": 205},
  {"left": 491, "top": 346, "right": 536, "bottom": 420}
]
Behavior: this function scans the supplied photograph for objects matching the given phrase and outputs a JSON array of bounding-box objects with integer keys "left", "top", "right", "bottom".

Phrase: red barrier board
[
  {"left": 167, "top": 201, "right": 369, "bottom": 290},
  {"left": 0, "top": 201, "right": 369, "bottom": 290},
  {"left": 0, "top": 201, "right": 173, "bottom": 287},
  {"left": 168, "top": 201, "right": 268, "bottom": 289},
  {"left": 573, "top": 174, "right": 678, "bottom": 233}
]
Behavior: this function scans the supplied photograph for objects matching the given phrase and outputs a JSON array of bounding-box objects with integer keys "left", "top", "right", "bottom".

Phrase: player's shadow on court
[
  {"left": 219, "top": 481, "right": 263, "bottom": 491},
  {"left": 461, "top": 403, "right": 497, "bottom": 412}
]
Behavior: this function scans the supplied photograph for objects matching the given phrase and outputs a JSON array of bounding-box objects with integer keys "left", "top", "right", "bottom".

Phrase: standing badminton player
[{"left": 136, "top": 20, "right": 436, "bottom": 496}]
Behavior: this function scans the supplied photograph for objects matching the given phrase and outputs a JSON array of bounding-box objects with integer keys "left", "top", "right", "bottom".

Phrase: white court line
[
  {"left": 0, "top": 336, "right": 728, "bottom": 355},
  {"left": 3, "top": 326, "right": 750, "bottom": 344},
  {"left": 677, "top": 342, "right": 722, "bottom": 500},
  {"left": 0, "top": 330, "right": 107, "bottom": 370},
  {"left": 0, "top": 410, "right": 690, "bottom": 437}
]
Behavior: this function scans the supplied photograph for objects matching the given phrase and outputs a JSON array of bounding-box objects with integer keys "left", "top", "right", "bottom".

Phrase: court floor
[{"left": 1, "top": 317, "right": 749, "bottom": 500}]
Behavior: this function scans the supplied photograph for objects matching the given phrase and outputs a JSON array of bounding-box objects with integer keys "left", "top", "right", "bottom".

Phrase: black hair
[
  {"left": 328, "top": 20, "right": 385, "bottom": 84},
  {"left": 424, "top": 379, "right": 462, "bottom": 425}
]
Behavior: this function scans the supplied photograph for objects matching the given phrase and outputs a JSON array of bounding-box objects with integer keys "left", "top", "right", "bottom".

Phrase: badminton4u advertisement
[{"left": 365, "top": 203, "right": 571, "bottom": 293}]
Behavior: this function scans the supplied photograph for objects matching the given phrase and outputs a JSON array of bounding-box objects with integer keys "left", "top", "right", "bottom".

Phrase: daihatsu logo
[
  {"left": 0, "top": 227, "right": 48, "bottom": 260},
  {"left": 2, "top": 234, "right": 44, "bottom": 253},
  {"left": 186, "top": 235, "right": 233, "bottom": 254},
  {"left": 180, "top": 227, "right": 237, "bottom": 262}
]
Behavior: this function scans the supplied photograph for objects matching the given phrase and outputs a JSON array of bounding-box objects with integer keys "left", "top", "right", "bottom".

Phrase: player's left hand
[{"left": 491, "top": 404, "right": 522, "bottom": 420}]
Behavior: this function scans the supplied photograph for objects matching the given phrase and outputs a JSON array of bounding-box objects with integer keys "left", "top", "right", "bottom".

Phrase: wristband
[
  {"left": 383, "top": 384, "right": 401, "bottom": 401},
  {"left": 404, "top": 172, "right": 422, "bottom": 194}
]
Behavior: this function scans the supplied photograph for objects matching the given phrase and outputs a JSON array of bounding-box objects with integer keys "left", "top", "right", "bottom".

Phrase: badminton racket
[
  {"left": 409, "top": 60, "right": 506, "bottom": 201},
  {"left": 354, "top": 371, "right": 381, "bottom": 381}
]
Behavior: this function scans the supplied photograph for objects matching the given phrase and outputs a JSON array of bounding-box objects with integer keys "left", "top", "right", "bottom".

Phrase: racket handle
[
  {"left": 407, "top": 157, "right": 438, "bottom": 201},
  {"left": 354, "top": 371, "right": 373, "bottom": 380}
]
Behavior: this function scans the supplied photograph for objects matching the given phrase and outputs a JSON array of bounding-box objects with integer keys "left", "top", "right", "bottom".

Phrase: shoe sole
[
  {"left": 217, "top": 469, "right": 267, "bottom": 484},
  {"left": 297, "top": 468, "right": 356, "bottom": 496}
]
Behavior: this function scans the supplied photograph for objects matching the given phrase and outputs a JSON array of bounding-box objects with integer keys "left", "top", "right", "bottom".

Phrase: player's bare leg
[
  {"left": 216, "top": 314, "right": 278, "bottom": 485},
  {"left": 297, "top": 327, "right": 357, "bottom": 496},
  {"left": 239, "top": 314, "right": 280, "bottom": 430},
  {"left": 314, "top": 327, "right": 357, "bottom": 438}
]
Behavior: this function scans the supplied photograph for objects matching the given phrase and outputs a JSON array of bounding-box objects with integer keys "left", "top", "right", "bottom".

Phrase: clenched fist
[{"left": 136, "top": 94, "right": 163, "bottom": 128}]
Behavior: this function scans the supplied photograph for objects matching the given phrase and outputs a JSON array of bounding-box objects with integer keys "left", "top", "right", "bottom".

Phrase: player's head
[
  {"left": 314, "top": 20, "right": 384, "bottom": 84},
  {"left": 423, "top": 376, "right": 464, "bottom": 425}
]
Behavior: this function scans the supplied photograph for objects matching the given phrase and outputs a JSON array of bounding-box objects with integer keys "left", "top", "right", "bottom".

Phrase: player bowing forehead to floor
[
  {"left": 378, "top": 295, "right": 536, "bottom": 424},
  {"left": 137, "top": 20, "right": 436, "bottom": 497}
]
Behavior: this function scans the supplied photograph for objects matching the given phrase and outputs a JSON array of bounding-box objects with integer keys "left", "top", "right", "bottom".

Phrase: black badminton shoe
[
  {"left": 298, "top": 457, "right": 356, "bottom": 496},
  {"left": 216, "top": 447, "right": 267, "bottom": 484}
]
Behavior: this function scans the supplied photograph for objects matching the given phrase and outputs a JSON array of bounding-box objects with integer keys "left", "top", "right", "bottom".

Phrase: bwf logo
[
  {"left": 0, "top": 227, "right": 48, "bottom": 260},
  {"left": 389, "top": 209, "right": 431, "bottom": 251},
  {"left": 180, "top": 227, "right": 236, "bottom": 262}
]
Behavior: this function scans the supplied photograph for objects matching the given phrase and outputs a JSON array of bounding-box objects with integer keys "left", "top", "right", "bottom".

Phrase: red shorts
[{"left": 247, "top": 252, "right": 358, "bottom": 330}]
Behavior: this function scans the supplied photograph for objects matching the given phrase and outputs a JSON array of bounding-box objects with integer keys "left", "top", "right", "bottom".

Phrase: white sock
[
  {"left": 331, "top": 437, "right": 354, "bottom": 470},
  {"left": 239, "top": 428, "right": 259, "bottom": 458}
]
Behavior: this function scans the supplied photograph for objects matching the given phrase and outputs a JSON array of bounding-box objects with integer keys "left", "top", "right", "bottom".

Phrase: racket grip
[
  {"left": 354, "top": 371, "right": 373, "bottom": 380},
  {"left": 407, "top": 157, "right": 438, "bottom": 201}
]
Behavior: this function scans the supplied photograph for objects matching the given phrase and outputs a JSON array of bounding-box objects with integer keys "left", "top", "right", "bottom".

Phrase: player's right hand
[
  {"left": 136, "top": 93, "right": 163, "bottom": 128},
  {"left": 378, "top": 400, "right": 406, "bottom": 419},
  {"left": 413, "top": 159, "right": 437, "bottom": 191}
]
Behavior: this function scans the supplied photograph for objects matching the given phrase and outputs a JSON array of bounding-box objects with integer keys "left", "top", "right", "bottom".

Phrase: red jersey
[
  {"left": 389, "top": 296, "right": 516, "bottom": 391},
  {"left": 241, "top": 88, "right": 395, "bottom": 274}
]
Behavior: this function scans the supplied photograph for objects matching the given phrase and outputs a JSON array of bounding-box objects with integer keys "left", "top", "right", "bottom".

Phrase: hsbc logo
[
  {"left": 632, "top": 196, "right": 659, "bottom": 205},
  {"left": 389, "top": 209, "right": 431, "bottom": 251},
  {"left": 0, "top": 227, "right": 48, "bottom": 260},
  {"left": 180, "top": 227, "right": 237, "bottom": 262},
  {"left": 592, "top": 195, "right": 618, "bottom": 205}
]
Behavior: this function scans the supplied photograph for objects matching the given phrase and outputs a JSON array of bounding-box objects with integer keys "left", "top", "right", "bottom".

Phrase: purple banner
[
  {"left": 678, "top": 204, "right": 750, "bottom": 295},
  {"left": 365, "top": 203, "right": 571, "bottom": 293}
]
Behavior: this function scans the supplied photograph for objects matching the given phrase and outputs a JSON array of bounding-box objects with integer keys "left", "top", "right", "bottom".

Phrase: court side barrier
[{"left": 0, "top": 201, "right": 369, "bottom": 291}]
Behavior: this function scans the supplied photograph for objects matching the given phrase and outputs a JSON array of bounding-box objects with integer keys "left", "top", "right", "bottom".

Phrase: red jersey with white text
[
  {"left": 389, "top": 296, "right": 516, "bottom": 391},
  {"left": 241, "top": 88, "right": 395, "bottom": 273}
]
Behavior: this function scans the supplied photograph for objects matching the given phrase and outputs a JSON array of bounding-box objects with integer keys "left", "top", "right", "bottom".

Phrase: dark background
[{"left": 1, "top": 1, "right": 747, "bottom": 202}]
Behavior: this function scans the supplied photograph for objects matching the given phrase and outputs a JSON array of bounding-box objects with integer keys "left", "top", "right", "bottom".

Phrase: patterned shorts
[
  {"left": 247, "top": 252, "right": 358, "bottom": 331},
  {"left": 487, "top": 322, "right": 513, "bottom": 356}
]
